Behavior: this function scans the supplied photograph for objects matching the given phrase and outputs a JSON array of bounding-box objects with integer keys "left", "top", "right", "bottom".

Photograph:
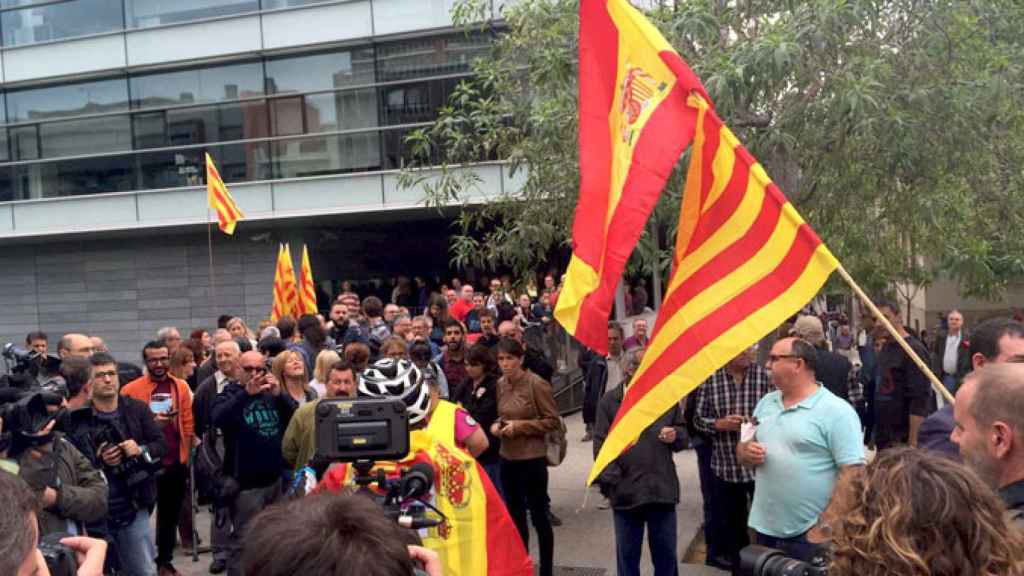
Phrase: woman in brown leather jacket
[{"left": 491, "top": 338, "right": 559, "bottom": 576}]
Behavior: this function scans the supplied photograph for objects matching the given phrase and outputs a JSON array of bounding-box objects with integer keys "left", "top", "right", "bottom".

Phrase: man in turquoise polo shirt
[{"left": 737, "top": 337, "right": 865, "bottom": 562}]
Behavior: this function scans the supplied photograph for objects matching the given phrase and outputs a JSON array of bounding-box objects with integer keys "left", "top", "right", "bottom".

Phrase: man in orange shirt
[{"left": 122, "top": 340, "right": 195, "bottom": 576}]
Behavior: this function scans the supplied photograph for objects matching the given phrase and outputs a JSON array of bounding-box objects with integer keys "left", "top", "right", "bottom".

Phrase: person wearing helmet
[
  {"left": 316, "top": 357, "right": 534, "bottom": 576},
  {"left": 357, "top": 358, "right": 488, "bottom": 458}
]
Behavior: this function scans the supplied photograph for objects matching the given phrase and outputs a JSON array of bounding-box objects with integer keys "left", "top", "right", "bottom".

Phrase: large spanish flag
[
  {"left": 298, "top": 244, "right": 318, "bottom": 315},
  {"left": 317, "top": 429, "right": 533, "bottom": 576},
  {"left": 206, "top": 153, "right": 244, "bottom": 235},
  {"left": 589, "top": 93, "right": 839, "bottom": 484},
  {"left": 553, "top": 0, "right": 710, "bottom": 354}
]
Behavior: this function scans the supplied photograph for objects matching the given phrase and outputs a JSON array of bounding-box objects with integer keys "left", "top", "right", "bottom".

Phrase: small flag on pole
[
  {"left": 206, "top": 153, "right": 244, "bottom": 235},
  {"left": 298, "top": 244, "right": 318, "bottom": 315},
  {"left": 271, "top": 244, "right": 300, "bottom": 322}
]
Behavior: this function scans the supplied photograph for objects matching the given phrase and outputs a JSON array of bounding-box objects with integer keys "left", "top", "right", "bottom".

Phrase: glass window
[
  {"left": 138, "top": 141, "right": 270, "bottom": 189},
  {"left": 379, "top": 77, "right": 461, "bottom": 125},
  {"left": 130, "top": 62, "right": 264, "bottom": 109},
  {"left": 382, "top": 127, "right": 429, "bottom": 170},
  {"left": 10, "top": 125, "right": 37, "bottom": 160},
  {"left": 265, "top": 48, "right": 376, "bottom": 94},
  {"left": 272, "top": 132, "right": 380, "bottom": 179},
  {"left": 270, "top": 88, "right": 377, "bottom": 136},
  {"left": 132, "top": 112, "right": 166, "bottom": 149},
  {"left": 7, "top": 77, "right": 129, "bottom": 123},
  {"left": 125, "top": 0, "right": 259, "bottom": 28},
  {"left": 151, "top": 101, "right": 267, "bottom": 148},
  {"left": 376, "top": 34, "right": 491, "bottom": 82},
  {"left": 2, "top": 0, "right": 123, "bottom": 46},
  {"left": 39, "top": 116, "right": 132, "bottom": 158},
  {"left": 12, "top": 154, "right": 134, "bottom": 199}
]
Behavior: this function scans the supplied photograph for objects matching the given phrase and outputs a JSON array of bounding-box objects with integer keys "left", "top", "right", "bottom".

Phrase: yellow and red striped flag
[
  {"left": 588, "top": 93, "right": 839, "bottom": 484},
  {"left": 553, "top": 0, "right": 711, "bottom": 355},
  {"left": 271, "top": 244, "right": 299, "bottom": 322},
  {"left": 298, "top": 244, "right": 318, "bottom": 315},
  {"left": 206, "top": 153, "right": 243, "bottom": 235}
]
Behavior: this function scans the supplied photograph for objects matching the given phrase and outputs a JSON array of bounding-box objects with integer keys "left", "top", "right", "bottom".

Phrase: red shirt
[{"left": 450, "top": 299, "right": 473, "bottom": 322}]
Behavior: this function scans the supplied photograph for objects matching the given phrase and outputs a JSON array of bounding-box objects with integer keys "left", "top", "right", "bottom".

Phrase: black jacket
[
  {"left": 62, "top": 396, "right": 167, "bottom": 512},
  {"left": 931, "top": 330, "right": 971, "bottom": 382},
  {"left": 580, "top": 350, "right": 607, "bottom": 425},
  {"left": 593, "top": 385, "right": 686, "bottom": 510},
  {"left": 453, "top": 373, "right": 501, "bottom": 464},
  {"left": 524, "top": 346, "right": 554, "bottom": 383},
  {"left": 815, "top": 347, "right": 852, "bottom": 402},
  {"left": 193, "top": 373, "right": 224, "bottom": 438},
  {"left": 1001, "top": 480, "right": 1024, "bottom": 531}
]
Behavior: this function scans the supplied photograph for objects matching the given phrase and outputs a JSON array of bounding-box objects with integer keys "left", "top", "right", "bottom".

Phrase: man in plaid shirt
[{"left": 695, "top": 346, "right": 773, "bottom": 570}]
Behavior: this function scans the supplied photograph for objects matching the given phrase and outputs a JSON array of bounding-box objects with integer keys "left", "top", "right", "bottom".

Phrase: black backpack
[{"left": 192, "top": 431, "right": 239, "bottom": 508}]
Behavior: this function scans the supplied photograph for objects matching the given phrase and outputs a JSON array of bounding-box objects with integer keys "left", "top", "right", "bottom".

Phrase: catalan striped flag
[
  {"left": 553, "top": 0, "right": 711, "bottom": 355},
  {"left": 271, "top": 244, "right": 299, "bottom": 322},
  {"left": 206, "top": 153, "right": 243, "bottom": 235},
  {"left": 588, "top": 93, "right": 840, "bottom": 484},
  {"left": 298, "top": 244, "right": 318, "bottom": 315}
]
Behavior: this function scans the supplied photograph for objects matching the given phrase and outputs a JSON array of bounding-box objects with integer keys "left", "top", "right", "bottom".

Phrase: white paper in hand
[{"left": 740, "top": 421, "right": 758, "bottom": 444}]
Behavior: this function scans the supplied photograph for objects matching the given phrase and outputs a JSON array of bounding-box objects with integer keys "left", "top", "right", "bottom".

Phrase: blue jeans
[
  {"left": 612, "top": 503, "right": 678, "bottom": 576},
  {"left": 755, "top": 530, "right": 824, "bottom": 563},
  {"left": 113, "top": 509, "right": 157, "bottom": 576},
  {"left": 481, "top": 460, "right": 504, "bottom": 501}
]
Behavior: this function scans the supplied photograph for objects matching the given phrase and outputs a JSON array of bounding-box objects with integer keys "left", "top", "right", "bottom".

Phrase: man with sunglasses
[
  {"left": 737, "top": 337, "right": 864, "bottom": 563},
  {"left": 211, "top": 351, "right": 297, "bottom": 576}
]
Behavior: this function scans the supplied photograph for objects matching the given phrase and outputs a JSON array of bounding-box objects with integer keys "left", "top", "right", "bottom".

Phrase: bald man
[
  {"left": 57, "top": 333, "right": 94, "bottom": 359},
  {"left": 952, "top": 363, "right": 1024, "bottom": 529},
  {"left": 499, "top": 320, "right": 554, "bottom": 382}
]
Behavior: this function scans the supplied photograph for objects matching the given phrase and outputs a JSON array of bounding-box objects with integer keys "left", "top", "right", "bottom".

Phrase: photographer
[
  {"left": 242, "top": 492, "right": 441, "bottom": 576},
  {"left": 7, "top": 411, "right": 108, "bottom": 539},
  {"left": 0, "top": 470, "right": 107, "bottom": 576},
  {"left": 63, "top": 352, "right": 166, "bottom": 576},
  {"left": 211, "top": 350, "right": 297, "bottom": 576}
]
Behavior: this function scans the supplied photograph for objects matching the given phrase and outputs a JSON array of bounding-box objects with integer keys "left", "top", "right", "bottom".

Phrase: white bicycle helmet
[{"left": 358, "top": 358, "right": 432, "bottom": 426}]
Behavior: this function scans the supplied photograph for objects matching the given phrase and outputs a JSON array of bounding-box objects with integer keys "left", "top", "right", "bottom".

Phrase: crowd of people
[
  {"left": 0, "top": 276, "right": 568, "bottom": 576},
  {"left": 6, "top": 274, "right": 1024, "bottom": 576}
]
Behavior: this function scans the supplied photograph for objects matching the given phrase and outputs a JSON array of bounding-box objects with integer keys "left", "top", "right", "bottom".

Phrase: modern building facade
[{"left": 0, "top": 0, "right": 519, "bottom": 363}]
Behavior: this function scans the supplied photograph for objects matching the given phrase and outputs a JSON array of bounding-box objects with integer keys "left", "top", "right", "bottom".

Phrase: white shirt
[
  {"left": 214, "top": 370, "right": 229, "bottom": 394},
  {"left": 606, "top": 353, "right": 625, "bottom": 389},
  {"left": 943, "top": 332, "right": 961, "bottom": 375}
]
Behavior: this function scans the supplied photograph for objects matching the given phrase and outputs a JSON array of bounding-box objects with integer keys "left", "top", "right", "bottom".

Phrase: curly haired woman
[{"left": 825, "top": 448, "right": 1024, "bottom": 576}]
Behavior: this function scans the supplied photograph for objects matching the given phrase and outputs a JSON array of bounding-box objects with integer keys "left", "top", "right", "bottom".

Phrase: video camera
[
  {"left": 92, "top": 419, "right": 155, "bottom": 488},
  {"left": 740, "top": 545, "right": 828, "bottom": 576},
  {"left": 313, "top": 397, "right": 443, "bottom": 530},
  {"left": 0, "top": 388, "right": 63, "bottom": 435},
  {"left": 2, "top": 343, "right": 62, "bottom": 383}
]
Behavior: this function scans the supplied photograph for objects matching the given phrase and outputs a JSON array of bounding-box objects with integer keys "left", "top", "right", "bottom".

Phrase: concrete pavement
[{"left": 170, "top": 411, "right": 706, "bottom": 575}]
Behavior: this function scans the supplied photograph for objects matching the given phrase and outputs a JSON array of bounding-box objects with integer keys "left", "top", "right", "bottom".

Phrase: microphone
[
  {"left": 397, "top": 515, "right": 444, "bottom": 529},
  {"left": 400, "top": 462, "right": 434, "bottom": 501}
]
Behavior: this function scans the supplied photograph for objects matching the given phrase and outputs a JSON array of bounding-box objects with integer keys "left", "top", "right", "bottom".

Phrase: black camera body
[
  {"left": 93, "top": 420, "right": 154, "bottom": 488},
  {"left": 740, "top": 545, "right": 828, "bottom": 576},
  {"left": 314, "top": 397, "right": 410, "bottom": 463},
  {"left": 3, "top": 343, "right": 61, "bottom": 379},
  {"left": 38, "top": 533, "right": 77, "bottom": 576}
]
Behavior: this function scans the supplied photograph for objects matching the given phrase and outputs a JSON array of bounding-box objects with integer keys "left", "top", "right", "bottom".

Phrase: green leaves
[{"left": 400, "top": 0, "right": 1024, "bottom": 299}]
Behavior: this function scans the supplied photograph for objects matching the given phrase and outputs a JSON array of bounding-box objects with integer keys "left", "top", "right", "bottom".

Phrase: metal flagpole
[{"left": 207, "top": 214, "right": 218, "bottom": 313}]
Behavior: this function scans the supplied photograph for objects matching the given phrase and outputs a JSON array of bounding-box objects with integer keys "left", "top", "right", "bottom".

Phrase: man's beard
[{"left": 962, "top": 442, "right": 1002, "bottom": 490}]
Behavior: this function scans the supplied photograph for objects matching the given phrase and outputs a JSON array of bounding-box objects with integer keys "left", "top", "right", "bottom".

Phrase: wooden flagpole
[{"left": 834, "top": 264, "right": 955, "bottom": 405}]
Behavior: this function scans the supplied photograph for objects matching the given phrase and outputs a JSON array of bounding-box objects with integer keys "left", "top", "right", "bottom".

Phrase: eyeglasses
[
  {"left": 767, "top": 354, "right": 798, "bottom": 364},
  {"left": 242, "top": 366, "right": 267, "bottom": 374},
  {"left": 93, "top": 370, "right": 117, "bottom": 379},
  {"left": 145, "top": 357, "right": 170, "bottom": 364}
]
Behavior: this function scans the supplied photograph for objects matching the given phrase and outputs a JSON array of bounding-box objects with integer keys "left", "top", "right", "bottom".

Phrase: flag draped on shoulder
[
  {"left": 206, "top": 153, "right": 243, "bottom": 235},
  {"left": 271, "top": 244, "right": 299, "bottom": 322},
  {"left": 553, "top": 0, "right": 710, "bottom": 355},
  {"left": 588, "top": 92, "right": 840, "bottom": 484},
  {"left": 298, "top": 244, "right": 317, "bottom": 315},
  {"left": 316, "top": 430, "right": 533, "bottom": 576}
]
